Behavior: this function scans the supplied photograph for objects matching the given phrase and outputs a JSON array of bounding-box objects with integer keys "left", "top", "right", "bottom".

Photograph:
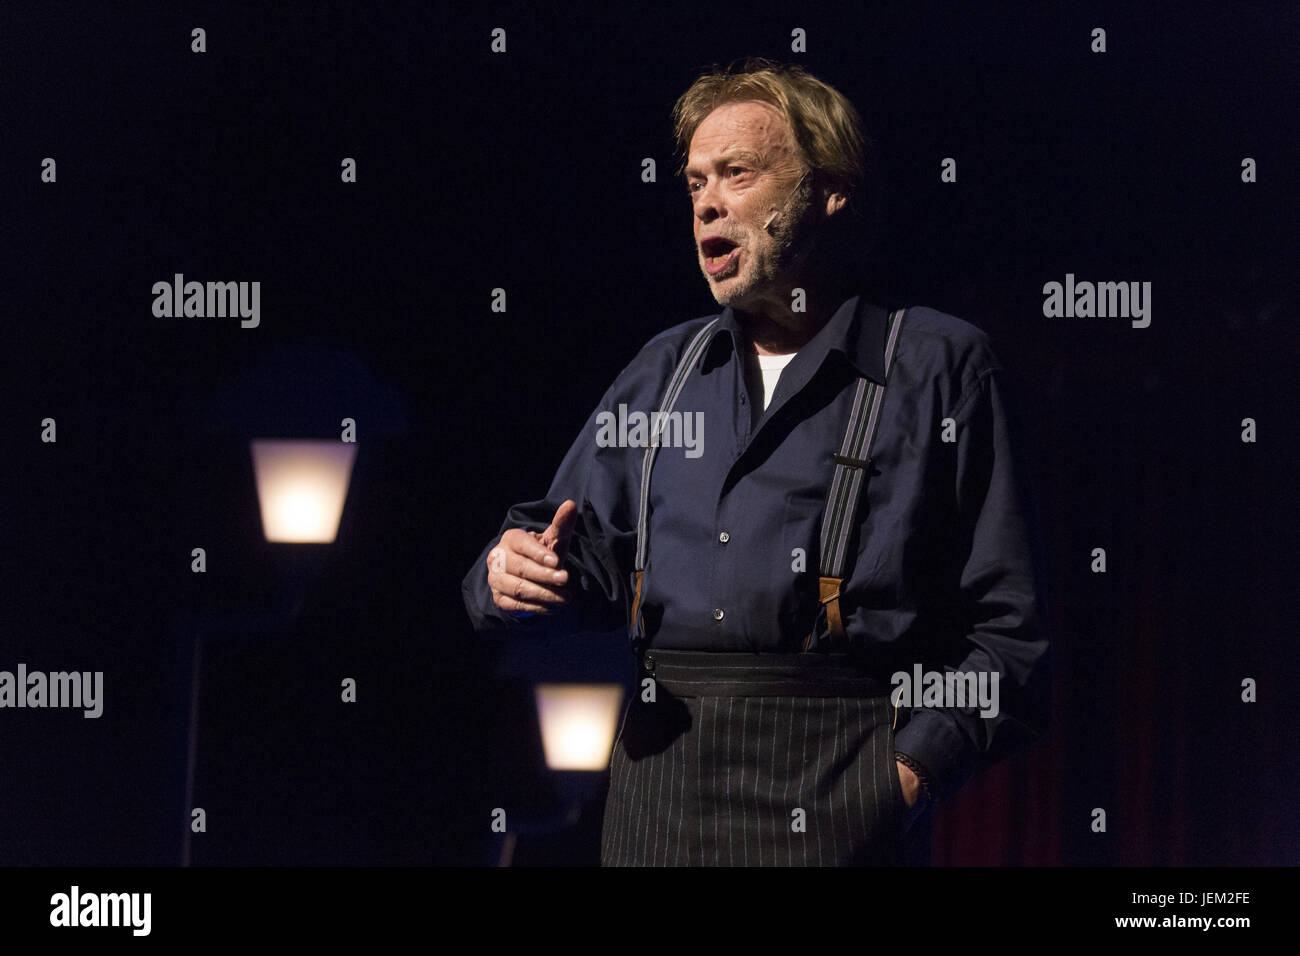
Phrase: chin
[
  {"left": 707, "top": 274, "right": 750, "bottom": 307},
  {"left": 708, "top": 286, "right": 740, "bottom": 308}
]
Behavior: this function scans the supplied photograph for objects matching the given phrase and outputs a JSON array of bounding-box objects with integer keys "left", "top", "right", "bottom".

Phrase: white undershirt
[
  {"left": 757, "top": 352, "right": 796, "bottom": 409},
  {"left": 744, "top": 350, "right": 797, "bottom": 411}
]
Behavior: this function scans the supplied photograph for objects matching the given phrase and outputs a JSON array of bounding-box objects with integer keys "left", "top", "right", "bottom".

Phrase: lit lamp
[
  {"left": 250, "top": 440, "right": 358, "bottom": 544},
  {"left": 534, "top": 684, "right": 624, "bottom": 771},
  {"left": 493, "top": 681, "right": 624, "bottom": 864}
]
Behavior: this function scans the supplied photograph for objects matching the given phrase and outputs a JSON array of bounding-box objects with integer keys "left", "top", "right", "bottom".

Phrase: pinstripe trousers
[{"left": 600, "top": 651, "right": 924, "bottom": 867}]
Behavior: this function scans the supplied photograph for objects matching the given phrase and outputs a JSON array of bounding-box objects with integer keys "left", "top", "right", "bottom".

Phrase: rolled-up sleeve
[
  {"left": 461, "top": 331, "right": 687, "bottom": 636},
  {"left": 461, "top": 393, "right": 632, "bottom": 636},
  {"left": 893, "top": 363, "right": 1051, "bottom": 802}
]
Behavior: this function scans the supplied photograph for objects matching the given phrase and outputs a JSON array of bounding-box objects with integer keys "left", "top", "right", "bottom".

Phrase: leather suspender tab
[
  {"left": 819, "top": 575, "right": 845, "bottom": 641},
  {"left": 629, "top": 569, "right": 645, "bottom": 638}
]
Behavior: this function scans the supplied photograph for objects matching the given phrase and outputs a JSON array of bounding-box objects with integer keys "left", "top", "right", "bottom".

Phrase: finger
[
  {"left": 493, "top": 592, "right": 553, "bottom": 616},
  {"left": 488, "top": 570, "right": 570, "bottom": 607},
  {"left": 538, "top": 499, "right": 579, "bottom": 561},
  {"left": 501, "top": 529, "right": 562, "bottom": 568},
  {"left": 489, "top": 547, "right": 569, "bottom": 586}
]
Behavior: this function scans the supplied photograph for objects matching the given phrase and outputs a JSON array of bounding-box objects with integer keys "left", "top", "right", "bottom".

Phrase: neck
[{"left": 738, "top": 268, "right": 855, "bottom": 356}]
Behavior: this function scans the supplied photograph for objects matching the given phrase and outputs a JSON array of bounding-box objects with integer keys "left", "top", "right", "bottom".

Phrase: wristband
[{"left": 894, "top": 750, "right": 935, "bottom": 803}]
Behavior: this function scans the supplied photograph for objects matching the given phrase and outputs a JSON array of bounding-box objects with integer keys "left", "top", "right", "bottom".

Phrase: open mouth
[{"left": 701, "top": 236, "right": 740, "bottom": 275}]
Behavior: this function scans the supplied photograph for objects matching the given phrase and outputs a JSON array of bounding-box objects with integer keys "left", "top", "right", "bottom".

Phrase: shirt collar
[{"left": 703, "top": 292, "right": 889, "bottom": 384}]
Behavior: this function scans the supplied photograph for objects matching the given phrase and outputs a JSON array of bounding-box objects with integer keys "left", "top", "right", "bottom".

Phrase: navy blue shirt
[{"left": 463, "top": 293, "right": 1050, "bottom": 801}]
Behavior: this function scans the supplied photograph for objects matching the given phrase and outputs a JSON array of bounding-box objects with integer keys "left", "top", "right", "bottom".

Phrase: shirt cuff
[{"left": 893, "top": 709, "right": 979, "bottom": 803}]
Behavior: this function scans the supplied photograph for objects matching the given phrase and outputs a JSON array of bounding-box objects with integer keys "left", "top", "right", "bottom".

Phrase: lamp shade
[
  {"left": 534, "top": 684, "right": 624, "bottom": 771},
  {"left": 250, "top": 439, "right": 358, "bottom": 543}
]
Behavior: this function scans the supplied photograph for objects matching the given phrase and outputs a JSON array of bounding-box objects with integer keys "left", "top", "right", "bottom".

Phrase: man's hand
[
  {"left": 896, "top": 759, "right": 922, "bottom": 809},
  {"left": 487, "top": 500, "right": 579, "bottom": 617}
]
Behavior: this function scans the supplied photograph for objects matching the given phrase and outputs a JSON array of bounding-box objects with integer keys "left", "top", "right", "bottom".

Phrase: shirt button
[
  {"left": 712, "top": 608, "right": 724, "bottom": 621},
  {"left": 718, "top": 531, "right": 730, "bottom": 544}
]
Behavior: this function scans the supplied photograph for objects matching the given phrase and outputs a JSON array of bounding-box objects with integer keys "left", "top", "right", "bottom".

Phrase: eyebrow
[{"left": 685, "top": 150, "right": 765, "bottom": 179}]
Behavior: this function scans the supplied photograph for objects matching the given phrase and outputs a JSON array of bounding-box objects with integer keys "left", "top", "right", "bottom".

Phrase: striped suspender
[
  {"left": 627, "top": 307, "right": 907, "bottom": 648},
  {"left": 629, "top": 318, "right": 722, "bottom": 639},
  {"left": 804, "top": 307, "right": 907, "bottom": 650}
]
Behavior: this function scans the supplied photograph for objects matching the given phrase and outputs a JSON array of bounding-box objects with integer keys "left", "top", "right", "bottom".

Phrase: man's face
[{"left": 685, "top": 100, "right": 813, "bottom": 311}]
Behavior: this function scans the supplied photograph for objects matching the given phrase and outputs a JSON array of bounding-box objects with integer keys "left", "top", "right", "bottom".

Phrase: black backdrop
[{"left": 3, "top": 0, "right": 1297, "bottom": 866}]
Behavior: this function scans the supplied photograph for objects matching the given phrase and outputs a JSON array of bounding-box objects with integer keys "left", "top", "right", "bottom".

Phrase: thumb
[{"left": 539, "top": 499, "right": 578, "bottom": 563}]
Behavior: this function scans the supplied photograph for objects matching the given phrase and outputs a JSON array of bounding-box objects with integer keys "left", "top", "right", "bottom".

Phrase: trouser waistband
[{"left": 640, "top": 650, "right": 893, "bottom": 698}]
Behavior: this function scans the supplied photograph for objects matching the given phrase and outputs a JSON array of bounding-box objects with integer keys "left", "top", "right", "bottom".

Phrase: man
[{"left": 463, "top": 58, "right": 1049, "bottom": 866}]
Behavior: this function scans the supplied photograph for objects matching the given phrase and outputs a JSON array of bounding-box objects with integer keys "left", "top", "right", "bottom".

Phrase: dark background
[{"left": 2, "top": 0, "right": 1297, "bottom": 866}]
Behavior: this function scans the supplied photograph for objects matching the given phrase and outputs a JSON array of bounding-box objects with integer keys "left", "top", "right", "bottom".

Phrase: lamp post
[
  {"left": 181, "top": 439, "right": 359, "bottom": 867},
  {"left": 180, "top": 345, "right": 406, "bottom": 865},
  {"left": 492, "top": 682, "right": 624, "bottom": 867},
  {"left": 491, "top": 629, "right": 632, "bottom": 865}
]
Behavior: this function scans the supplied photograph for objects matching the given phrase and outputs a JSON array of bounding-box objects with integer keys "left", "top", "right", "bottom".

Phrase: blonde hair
[{"left": 671, "top": 57, "right": 872, "bottom": 219}]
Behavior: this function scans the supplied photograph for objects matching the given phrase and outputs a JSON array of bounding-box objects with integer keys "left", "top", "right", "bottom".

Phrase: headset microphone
[{"left": 763, "top": 169, "right": 809, "bottom": 232}]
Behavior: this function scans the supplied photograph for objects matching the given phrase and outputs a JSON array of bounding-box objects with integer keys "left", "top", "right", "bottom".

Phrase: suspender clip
[{"left": 833, "top": 453, "right": 872, "bottom": 471}]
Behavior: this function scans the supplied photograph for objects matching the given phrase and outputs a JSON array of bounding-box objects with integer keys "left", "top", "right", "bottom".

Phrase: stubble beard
[{"left": 704, "top": 215, "right": 804, "bottom": 312}]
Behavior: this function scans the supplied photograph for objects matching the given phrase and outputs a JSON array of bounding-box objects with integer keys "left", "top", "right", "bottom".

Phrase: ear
[{"left": 823, "top": 190, "right": 848, "bottom": 218}]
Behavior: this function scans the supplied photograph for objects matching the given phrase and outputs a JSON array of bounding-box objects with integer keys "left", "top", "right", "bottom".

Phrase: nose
[{"left": 692, "top": 179, "right": 724, "bottom": 224}]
